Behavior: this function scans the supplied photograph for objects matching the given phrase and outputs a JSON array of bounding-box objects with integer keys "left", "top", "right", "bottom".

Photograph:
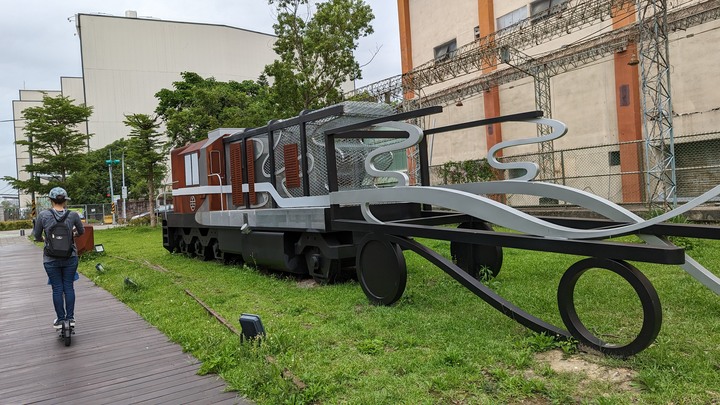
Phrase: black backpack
[{"left": 45, "top": 210, "right": 74, "bottom": 258}]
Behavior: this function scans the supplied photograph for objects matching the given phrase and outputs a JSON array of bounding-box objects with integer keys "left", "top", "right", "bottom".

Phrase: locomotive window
[{"left": 184, "top": 153, "right": 200, "bottom": 186}]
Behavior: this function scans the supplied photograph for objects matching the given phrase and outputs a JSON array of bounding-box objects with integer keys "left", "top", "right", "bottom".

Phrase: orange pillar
[
  {"left": 398, "top": 0, "right": 414, "bottom": 100},
  {"left": 613, "top": 3, "right": 644, "bottom": 202},
  {"left": 478, "top": 0, "right": 503, "bottom": 154},
  {"left": 398, "top": 0, "right": 421, "bottom": 183}
]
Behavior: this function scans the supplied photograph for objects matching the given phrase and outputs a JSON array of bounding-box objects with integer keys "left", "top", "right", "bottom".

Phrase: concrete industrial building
[
  {"left": 351, "top": 0, "right": 720, "bottom": 206},
  {"left": 12, "top": 11, "right": 278, "bottom": 207}
]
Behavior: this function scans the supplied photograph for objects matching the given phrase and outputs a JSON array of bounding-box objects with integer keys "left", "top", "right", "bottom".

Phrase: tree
[
  {"left": 1, "top": 199, "right": 18, "bottom": 210},
  {"left": 155, "top": 72, "right": 276, "bottom": 147},
  {"left": 124, "top": 114, "right": 167, "bottom": 227},
  {"left": 67, "top": 139, "right": 131, "bottom": 204},
  {"left": 3, "top": 95, "right": 93, "bottom": 197},
  {"left": 265, "top": 0, "right": 375, "bottom": 116}
]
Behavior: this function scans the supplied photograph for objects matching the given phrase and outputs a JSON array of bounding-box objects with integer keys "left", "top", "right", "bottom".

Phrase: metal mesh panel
[
  {"left": 273, "top": 124, "right": 304, "bottom": 198},
  {"left": 268, "top": 102, "right": 401, "bottom": 197},
  {"left": 674, "top": 132, "right": 720, "bottom": 202}
]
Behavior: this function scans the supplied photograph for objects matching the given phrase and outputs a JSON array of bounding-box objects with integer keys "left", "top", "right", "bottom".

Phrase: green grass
[{"left": 79, "top": 226, "right": 720, "bottom": 404}]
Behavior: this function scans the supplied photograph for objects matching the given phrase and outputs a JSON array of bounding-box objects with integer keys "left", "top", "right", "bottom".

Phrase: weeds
[{"left": 523, "top": 333, "right": 578, "bottom": 354}]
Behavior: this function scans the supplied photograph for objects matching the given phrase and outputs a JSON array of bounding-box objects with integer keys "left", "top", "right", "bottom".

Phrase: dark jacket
[{"left": 32, "top": 209, "right": 85, "bottom": 262}]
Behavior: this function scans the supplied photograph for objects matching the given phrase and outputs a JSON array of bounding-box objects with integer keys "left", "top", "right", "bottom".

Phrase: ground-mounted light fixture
[
  {"left": 239, "top": 313, "right": 265, "bottom": 341},
  {"left": 124, "top": 277, "right": 139, "bottom": 288},
  {"left": 94, "top": 244, "right": 105, "bottom": 253},
  {"left": 95, "top": 263, "right": 105, "bottom": 273}
]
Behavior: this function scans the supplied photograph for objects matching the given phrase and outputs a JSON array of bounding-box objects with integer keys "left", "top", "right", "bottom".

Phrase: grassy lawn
[{"left": 79, "top": 226, "right": 720, "bottom": 404}]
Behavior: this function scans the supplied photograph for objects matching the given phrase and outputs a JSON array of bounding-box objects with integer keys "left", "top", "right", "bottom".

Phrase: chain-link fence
[
  {"left": 1, "top": 207, "right": 30, "bottom": 221},
  {"left": 1, "top": 200, "right": 162, "bottom": 224},
  {"left": 431, "top": 131, "right": 720, "bottom": 208},
  {"left": 4, "top": 131, "right": 719, "bottom": 219}
]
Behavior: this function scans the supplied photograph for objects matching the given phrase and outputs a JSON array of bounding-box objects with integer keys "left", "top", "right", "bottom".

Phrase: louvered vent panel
[
  {"left": 229, "top": 142, "right": 244, "bottom": 206},
  {"left": 283, "top": 143, "right": 301, "bottom": 189}
]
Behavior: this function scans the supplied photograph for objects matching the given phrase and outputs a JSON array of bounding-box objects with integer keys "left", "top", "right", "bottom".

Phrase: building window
[
  {"left": 530, "top": 0, "right": 568, "bottom": 20},
  {"left": 619, "top": 84, "right": 631, "bottom": 107},
  {"left": 184, "top": 153, "right": 200, "bottom": 186},
  {"left": 496, "top": 6, "right": 528, "bottom": 31},
  {"left": 608, "top": 151, "right": 621, "bottom": 166},
  {"left": 434, "top": 39, "right": 457, "bottom": 62}
]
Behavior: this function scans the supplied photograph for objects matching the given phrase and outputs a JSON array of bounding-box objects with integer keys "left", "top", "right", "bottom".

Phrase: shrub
[
  {"left": 434, "top": 159, "right": 498, "bottom": 184},
  {"left": 128, "top": 215, "right": 152, "bottom": 226},
  {"left": 0, "top": 219, "right": 33, "bottom": 231}
]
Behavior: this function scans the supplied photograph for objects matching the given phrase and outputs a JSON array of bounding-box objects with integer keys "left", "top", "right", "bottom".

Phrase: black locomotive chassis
[{"left": 163, "top": 204, "right": 720, "bottom": 357}]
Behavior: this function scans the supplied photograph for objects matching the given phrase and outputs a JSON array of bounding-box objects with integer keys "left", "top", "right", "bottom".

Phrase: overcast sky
[{"left": 0, "top": 0, "right": 401, "bottom": 199}]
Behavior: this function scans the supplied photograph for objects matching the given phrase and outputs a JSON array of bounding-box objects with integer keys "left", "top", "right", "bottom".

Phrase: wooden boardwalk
[{"left": 0, "top": 232, "right": 249, "bottom": 404}]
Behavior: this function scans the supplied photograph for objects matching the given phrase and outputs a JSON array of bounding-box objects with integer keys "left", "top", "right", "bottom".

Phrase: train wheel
[
  {"left": 557, "top": 258, "right": 662, "bottom": 358},
  {"left": 356, "top": 236, "right": 406, "bottom": 306},
  {"left": 210, "top": 239, "right": 224, "bottom": 262},
  {"left": 450, "top": 221, "right": 503, "bottom": 281},
  {"left": 193, "top": 238, "right": 205, "bottom": 258},
  {"left": 197, "top": 239, "right": 214, "bottom": 261},
  {"left": 178, "top": 237, "right": 189, "bottom": 255},
  {"left": 172, "top": 234, "right": 183, "bottom": 254},
  {"left": 305, "top": 247, "right": 340, "bottom": 285},
  {"left": 183, "top": 237, "right": 196, "bottom": 257}
]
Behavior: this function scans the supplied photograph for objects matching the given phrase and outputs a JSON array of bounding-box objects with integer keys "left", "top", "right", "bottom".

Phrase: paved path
[{"left": 0, "top": 230, "right": 250, "bottom": 404}]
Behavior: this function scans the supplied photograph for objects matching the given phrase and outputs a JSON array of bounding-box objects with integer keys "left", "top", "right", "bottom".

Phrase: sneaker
[
  {"left": 53, "top": 319, "right": 63, "bottom": 329},
  {"left": 68, "top": 318, "right": 75, "bottom": 327}
]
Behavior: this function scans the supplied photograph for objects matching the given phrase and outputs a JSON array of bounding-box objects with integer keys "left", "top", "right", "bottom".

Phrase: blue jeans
[{"left": 44, "top": 256, "right": 79, "bottom": 321}]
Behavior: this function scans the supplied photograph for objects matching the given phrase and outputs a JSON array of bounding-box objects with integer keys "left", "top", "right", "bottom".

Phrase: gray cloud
[{"left": 0, "top": 0, "right": 400, "bottom": 196}]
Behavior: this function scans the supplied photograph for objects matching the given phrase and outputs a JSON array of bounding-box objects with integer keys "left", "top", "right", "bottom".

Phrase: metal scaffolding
[
  {"left": 349, "top": 0, "right": 720, "bottom": 105},
  {"left": 499, "top": 46, "right": 555, "bottom": 180},
  {"left": 347, "top": 0, "right": 639, "bottom": 101},
  {"left": 637, "top": 0, "right": 677, "bottom": 209},
  {"left": 398, "top": 0, "right": 720, "bottom": 109},
  {"left": 344, "top": 0, "right": 720, "bottom": 206}
]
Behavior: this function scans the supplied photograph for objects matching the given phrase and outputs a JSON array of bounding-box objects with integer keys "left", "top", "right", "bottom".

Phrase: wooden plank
[{"left": 0, "top": 234, "right": 250, "bottom": 404}]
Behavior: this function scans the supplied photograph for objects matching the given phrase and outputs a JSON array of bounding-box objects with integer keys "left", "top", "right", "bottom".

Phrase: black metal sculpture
[{"left": 163, "top": 102, "right": 720, "bottom": 357}]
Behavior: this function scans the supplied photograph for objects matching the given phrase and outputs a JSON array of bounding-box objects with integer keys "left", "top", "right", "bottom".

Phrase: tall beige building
[
  {"left": 13, "top": 12, "right": 278, "bottom": 206},
  {"left": 394, "top": 0, "right": 720, "bottom": 205}
]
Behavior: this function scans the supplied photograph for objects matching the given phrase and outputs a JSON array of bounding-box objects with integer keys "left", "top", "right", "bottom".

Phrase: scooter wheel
[{"left": 63, "top": 321, "right": 72, "bottom": 346}]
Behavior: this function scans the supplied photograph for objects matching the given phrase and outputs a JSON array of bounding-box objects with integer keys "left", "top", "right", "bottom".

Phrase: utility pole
[
  {"left": 121, "top": 152, "right": 127, "bottom": 222},
  {"left": 106, "top": 151, "right": 120, "bottom": 225},
  {"left": 28, "top": 134, "right": 36, "bottom": 223}
]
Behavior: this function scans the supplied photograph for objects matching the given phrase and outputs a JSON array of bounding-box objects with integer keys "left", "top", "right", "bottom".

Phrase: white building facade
[{"left": 13, "top": 12, "right": 278, "bottom": 206}]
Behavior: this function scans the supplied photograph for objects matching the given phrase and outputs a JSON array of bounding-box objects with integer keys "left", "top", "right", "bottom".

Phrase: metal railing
[{"left": 2, "top": 202, "right": 153, "bottom": 224}]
